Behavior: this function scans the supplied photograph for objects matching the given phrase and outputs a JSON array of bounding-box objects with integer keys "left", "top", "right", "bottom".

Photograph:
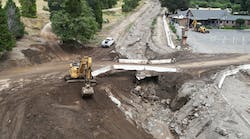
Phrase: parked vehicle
[{"left": 101, "top": 37, "right": 115, "bottom": 48}]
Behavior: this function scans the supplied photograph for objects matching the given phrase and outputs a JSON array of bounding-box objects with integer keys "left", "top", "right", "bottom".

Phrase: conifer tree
[
  {"left": 5, "top": 0, "right": 25, "bottom": 38},
  {"left": 87, "top": 0, "right": 103, "bottom": 29},
  {"left": 19, "top": 0, "right": 37, "bottom": 18},
  {"left": 0, "top": 2, "right": 15, "bottom": 52},
  {"left": 51, "top": 0, "right": 98, "bottom": 43}
]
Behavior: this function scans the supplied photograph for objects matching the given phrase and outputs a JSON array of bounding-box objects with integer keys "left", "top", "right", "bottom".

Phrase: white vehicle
[{"left": 101, "top": 37, "right": 115, "bottom": 48}]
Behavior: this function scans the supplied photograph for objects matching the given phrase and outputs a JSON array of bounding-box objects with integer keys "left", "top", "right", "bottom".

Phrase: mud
[{"left": 0, "top": 73, "right": 152, "bottom": 139}]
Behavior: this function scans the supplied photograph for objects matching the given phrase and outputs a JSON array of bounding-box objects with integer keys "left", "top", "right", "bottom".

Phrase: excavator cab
[{"left": 69, "top": 62, "right": 81, "bottom": 79}]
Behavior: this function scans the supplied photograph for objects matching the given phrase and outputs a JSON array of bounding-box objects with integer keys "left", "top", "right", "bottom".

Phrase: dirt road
[
  {"left": 1, "top": 53, "right": 250, "bottom": 80},
  {"left": 114, "top": 0, "right": 173, "bottom": 59}
]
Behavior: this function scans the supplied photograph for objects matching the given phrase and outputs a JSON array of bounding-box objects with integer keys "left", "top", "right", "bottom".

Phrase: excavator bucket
[{"left": 81, "top": 84, "right": 94, "bottom": 97}]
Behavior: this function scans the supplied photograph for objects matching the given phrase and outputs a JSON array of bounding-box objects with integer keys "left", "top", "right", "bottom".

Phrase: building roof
[
  {"left": 188, "top": 9, "right": 229, "bottom": 20},
  {"left": 223, "top": 15, "right": 250, "bottom": 21},
  {"left": 175, "top": 8, "right": 250, "bottom": 21}
]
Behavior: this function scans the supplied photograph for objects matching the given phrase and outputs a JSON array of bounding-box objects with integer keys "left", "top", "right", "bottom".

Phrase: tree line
[{"left": 160, "top": 0, "right": 250, "bottom": 14}]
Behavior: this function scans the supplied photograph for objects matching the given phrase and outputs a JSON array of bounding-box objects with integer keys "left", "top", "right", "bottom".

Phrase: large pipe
[
  {"left": 118, "top": 58, "right": 175, "bottom": 64},
  {"left": 92, "top": 64, "right": 178, "bottom": 77}
]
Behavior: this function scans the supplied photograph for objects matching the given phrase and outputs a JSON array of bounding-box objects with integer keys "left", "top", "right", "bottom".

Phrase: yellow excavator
[
  {"left": 192, "top": 19, "right": 209, "bottom": 33},
  {"left": 64, "top": 56, "right": 95, "bottom": 97}
]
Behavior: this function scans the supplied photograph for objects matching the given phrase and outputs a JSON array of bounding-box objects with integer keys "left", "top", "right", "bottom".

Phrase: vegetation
[
  {"left": 236, "top": 18, "right": 245, "bottom": 27},
  {"left": 169, "top": 23, "right": 177, "bottom": 33},
  {"left": 122, "top": 0, "right": 140, "bottom": 12},
  {"left": 160, "top": 0, "right": 189, "bottom": 13},
  {"left": 50, "top": 0, "right": 98, "bottom": 44},
  {"left": 0, "top": 2, "right": 15, "bottom": 52},
  {"left": 221, "top": 25, "right": 250, "bottom": 29},
  {"left": 161, "top": 0, "right": 250, "bottom": 15},
  {"left": 47, "top": 0, "right": 64, "bottom": 13},
  {"left": 100, "top": 0, "right": 118, "bottom": 9},
  {"left": 87, "top": 0, "right": 103, "bottom": 29},
  {"left": 151, "top": 17, "right": 157, "bottom": 31},
  {"left": 4, "top": 0, "right": 25, "bottom": 38},
  {"left": 19, "top": 0, "right": 37, "bottom": 18},
  {"left": 190, "top": 0, "right": 250, "bottom": 14},
  {"left": 241, "top": 0, "right": 250, "bottom": 14}
]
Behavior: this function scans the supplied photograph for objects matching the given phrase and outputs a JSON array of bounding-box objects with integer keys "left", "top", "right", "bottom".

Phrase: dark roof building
[{"left": 171, "top": 8, "right": 250, "bottom": 27}]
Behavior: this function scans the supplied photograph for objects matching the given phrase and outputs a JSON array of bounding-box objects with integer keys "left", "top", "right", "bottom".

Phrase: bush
[
  {"left": 169, "top": 23, "right": 176, "bottom": 33},
  {"left": 122, "top": 0, "right": 140, "bottom": 12},
  {"left": 236, "top": 18, "right": 245, "bottom": 28},
  {"left": 19, "top": 0, "right": 37, "bottom": 18},
  {"left": 100, "top": 0, "right": 118, "bottom": 9}
]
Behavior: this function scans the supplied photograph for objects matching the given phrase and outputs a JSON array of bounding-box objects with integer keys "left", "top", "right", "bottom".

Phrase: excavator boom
[
  {"left": 81, "top": 57, "right": 94, "bottom": 97},
  {"left": 65, "top": 56, "right": 95, "bottom": 98}
]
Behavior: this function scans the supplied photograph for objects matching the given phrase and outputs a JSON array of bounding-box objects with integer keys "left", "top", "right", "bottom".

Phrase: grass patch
[
  {"left": 221, "top": 25, "right": 250, "bottom": 30},
  {"left": 151, "top": 17, "right": 157, "bottom": 31},
  {"left": 169, "top": 23, "right": 177, "bottom": 33}
]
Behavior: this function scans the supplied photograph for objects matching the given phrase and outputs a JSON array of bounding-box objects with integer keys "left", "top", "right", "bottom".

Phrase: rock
[
  {"left": 170, "top": 122, "right": 176, "bottom": 128},
  {"left": 199, "top": 95, "right": 205, "bottom": 100},
  {"left": 201, "top": 100, "right": 206, "bottom": 106},
  {"left": 26, "top": 113, "right": 31, "bottom": 119},
  {"left": 74, "top": 101, "right": 80, "bottom": 105},
  {"left": 135, "top": 86, "right": 142, "bottom": 92},
  {"left": 182, "top": 118, "right": 188, "bottom": 125},
  {"left": 243, "top": 70, "right": 250, "bottom": 76},
  {"left": 166, "top": 99, "right": 171, "bottom": 105},
  {"left": 215, "top": 127, "right": 228, "bottom": 136},
  {"left": 246, "top": 107, "right": 250, "bottom": 114},
  {"left": 0, "top": 97, "right": 3, "bottom": 102},
  {"left": 132, "top": 86, "right": 143, "bottom": 96},
  {"left": 148, "top": 95, "right": 160, "bottom": 101},
  {"left": 192, "top": 101, "right": 199, "bottom": 107},
  {"left": 236, "top": 132, "right": 243, "bottom": 138},
  {"left": 160, "top": 99, "right": 167, "bottom": 104},
  {"left": 174, "top": 126, "right": 182, "bottom": 135},
  {"left": 194, "top": 113, "right": 199, "bottom": 118}
]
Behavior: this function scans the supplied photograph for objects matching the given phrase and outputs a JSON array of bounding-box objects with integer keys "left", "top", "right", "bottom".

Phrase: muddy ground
[{"left": 0, "top": 72, "right": 152, "bottom": 139}]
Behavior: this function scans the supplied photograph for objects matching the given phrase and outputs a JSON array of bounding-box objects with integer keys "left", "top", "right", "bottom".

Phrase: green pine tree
[
  {"left": 5, "top": 0, "right": 25, "bottom": 38},
  {"left": 19, "top": 0, "right": 37, "bottom": 18},
  {"left": 51, "top": 0, "right": 98, "bottom": 43},
  {"left": 0, "top": 2, "right": 15, "bottom": 52},
  {"left": 100, "top": 0, "right": 118, "bottom": 9},
  {"left": 87, "top": 0, "right": 103, "bottom": 29}
]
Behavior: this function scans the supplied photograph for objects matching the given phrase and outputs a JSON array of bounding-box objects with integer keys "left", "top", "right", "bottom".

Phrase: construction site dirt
[{"left": 1, "top": 0, "right": 250, "bottom": 139}]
